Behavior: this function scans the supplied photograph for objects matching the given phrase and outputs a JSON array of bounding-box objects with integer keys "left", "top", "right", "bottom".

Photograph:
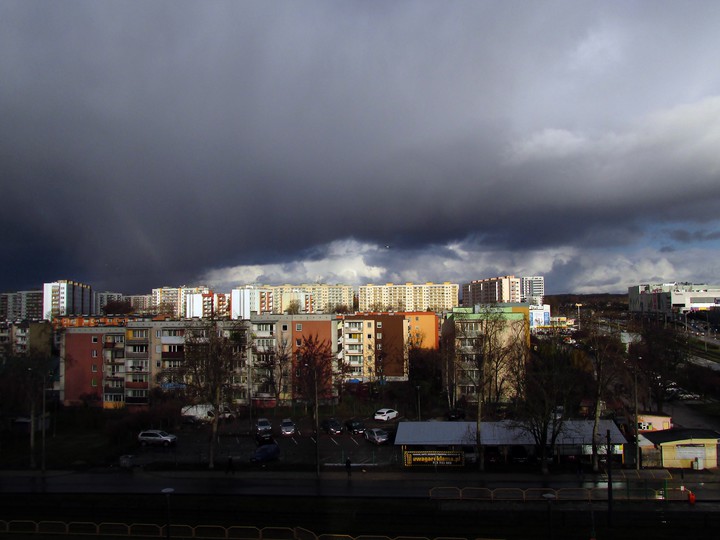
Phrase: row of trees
[{"left": 441, "top": 305, "right": 700, "bottom": 473}]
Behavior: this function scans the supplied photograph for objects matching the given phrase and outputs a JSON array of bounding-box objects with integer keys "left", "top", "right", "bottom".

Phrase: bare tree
[
  {"left": 514, "top": 336, "right": 585, "bottom": 474},
  {"left": 448, "top": 306, "right": 528, "bottom": 471},
  {"left": 579, "top": 319, "right": 628, "bottom": 472},
  {"left": 295, "top": 334, "right": 334, "bottom": 477},
  {"left": 630, "top": 319, "right": 687, "bottom": 412},
  {"left": 253, "top": 335, "right": 293, "bottom": 411},
  {"left": 170, "top": 319, "right": 247, "bottom": 469}
]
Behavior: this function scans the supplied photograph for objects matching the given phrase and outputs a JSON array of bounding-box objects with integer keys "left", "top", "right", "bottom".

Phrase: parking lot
[{"left": 130, "top": 413, "right": 402, "bottom": 469}]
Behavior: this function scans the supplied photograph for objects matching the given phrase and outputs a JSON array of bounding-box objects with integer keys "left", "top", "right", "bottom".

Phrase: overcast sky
[{"left": 2, "top": 1, "right": 720, "bottom": 296}]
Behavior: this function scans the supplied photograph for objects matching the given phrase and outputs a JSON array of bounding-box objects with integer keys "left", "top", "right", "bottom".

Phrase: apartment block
[
  {"left": 441, "top": 304, "right": 530, "bottom": 404},
  {"left": 520, "top": 276, "right": 545, "bottom": 305},
  {"left": 0, "top": 290, "right": 43, "bottom": 320},
  {"left": 124, "top": 294, "right": 153, "bottom": 314},
  {"left": 358, "top": 282, "right": 459, "bottom": 312},
  {"left": 43, "top": 280, "right": 92, "bottom": 320},
  {"left": 185, "top": 291, "right": 231, "bottom": 318},
  {"left": 0, "top": 320, "right": 53, "bottom": 359},
  {"left": 94, "top": 291, "right": 124, "bottom": 315},
  {"left": 462, "top": 275, "right": 521, "bottom": 306}
]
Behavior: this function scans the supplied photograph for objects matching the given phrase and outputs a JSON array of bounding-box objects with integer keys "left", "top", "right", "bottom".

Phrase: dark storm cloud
[{"left": 3, "top": 1, "right": 720, "bottom": 295}]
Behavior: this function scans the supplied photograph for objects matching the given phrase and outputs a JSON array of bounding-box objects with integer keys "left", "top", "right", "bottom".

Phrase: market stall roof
[{"left": 394, "top": 419, "right": 626, "bottom": 446}]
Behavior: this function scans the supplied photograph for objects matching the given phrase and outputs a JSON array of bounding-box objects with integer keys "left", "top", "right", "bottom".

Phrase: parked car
[
  {"left": 373, "top": 408, "right": 398, "bottom": 421},
  {"left": 138, "top": 430, "right": 177, "bottom": 447},
  {"left": 321, "top": 418, "right": 343, "bottom": 434},
  {"left": 256, "top": 417, "right": 272, "bottom": 435},
  {"left": 280, "top": 418, "right": 297, "bottom": 436},
  {"left": 345, "top": 419, "right": 366, "bottom": 434},
  {"left": 252, "top": 439, "right": 280, "bottom": 463},
  {"left": 364, "top": 428, "right": 389, "bottom": 444}
]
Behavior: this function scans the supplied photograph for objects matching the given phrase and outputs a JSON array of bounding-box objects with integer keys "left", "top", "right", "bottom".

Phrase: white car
[{"left": 374, "top": 408, "right": 398, "bottom": 421}]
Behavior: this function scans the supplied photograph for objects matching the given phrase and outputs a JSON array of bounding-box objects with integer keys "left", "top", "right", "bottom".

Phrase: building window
[
  {"left": 91, "top": 350, "right": 98, "bottom": 358},
  {"left": 296, "top": 339, "right": 301, "bottom": 346},
  {"left": 296, "top": 324, "right": 302, "bottom": 331},
  {"left": 282, "top": 324, "right": 288, "bottom": 332},
  {"left": 92, "top": 336, "right": 98, "bottom": 343},
  {"left": 377, "top": 322, "right": 382, "bottom": 328},
  {"left": 91, "top": 378, "right": 97, "bottom": 387},
  {"left": 376, "top": 333, "right": 382, "bottom": 339},
  {"left": 92, "top": 364, "right": 97, "bottom": 372}
]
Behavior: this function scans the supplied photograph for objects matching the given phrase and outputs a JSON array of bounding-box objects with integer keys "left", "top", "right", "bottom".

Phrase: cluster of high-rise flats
[
  {"left": 0, "top": 275, "right": 545, "bottom": 410},
  {"left": 1, "top": 276, "right": 545, "bottom": 321}
]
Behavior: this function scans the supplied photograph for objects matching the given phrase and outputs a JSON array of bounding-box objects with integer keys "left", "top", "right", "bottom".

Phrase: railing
[
  {"left": 0, "top": 522, "right": 424, "bottom": 540},
  {"left": 428, "top": 485, "right": 691, "bottom": 501}
]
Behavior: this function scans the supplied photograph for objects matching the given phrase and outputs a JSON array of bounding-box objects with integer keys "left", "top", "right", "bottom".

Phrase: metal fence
[
  {"left": 428, "top": 485, "right": 694, "bottom": 501},
  {"left": 0, "top": 522, "right": 472, "bottom": 540}
]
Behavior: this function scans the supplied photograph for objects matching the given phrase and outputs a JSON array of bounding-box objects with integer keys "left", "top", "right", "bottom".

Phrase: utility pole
[
  {"left": 607, "top": 429, "right": 613, "bottom": 528},
  {"left": 634, "top": 357, "right": 640, "bottom": 471}
]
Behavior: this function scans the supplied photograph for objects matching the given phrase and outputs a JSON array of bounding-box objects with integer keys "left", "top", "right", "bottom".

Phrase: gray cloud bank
[{"left": 2, "top": 1, "right": 720, "bottom": 295}]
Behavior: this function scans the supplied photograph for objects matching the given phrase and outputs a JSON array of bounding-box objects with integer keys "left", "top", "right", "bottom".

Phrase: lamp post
[
  {"left": 416, "top": 385, "right": 421, "bottom": 421},
  {"left": 27, "top": 368, "right": 36, "bottom": 470},
  {"left": 41, "top": 371, "right": 48, "bottom": 475},
  {"left": 575, "top": 303, "right": 583, "bottom": 331},
  {"left": 634, "top": 357, "right": 640, "bottom": 471},
  {"left": 313, "top": 368, "right": 319, "bottom": 479},
  {"left": 305, "top": 362, "right": 320, "bottom": 478}
]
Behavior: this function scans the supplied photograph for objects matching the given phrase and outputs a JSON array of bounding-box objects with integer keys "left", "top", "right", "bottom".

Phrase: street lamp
[
  {"left": 634, "top": 357, "right": 640, "bottom": 471},
  {"left": 416, "top": 385, "right": 421, "bottom": 421},
  {"left": 305, "top": 362, "right": 320, "bottom": 478},
  {"left": 575, "top": 303, "right": 583, "bottom": 331}
]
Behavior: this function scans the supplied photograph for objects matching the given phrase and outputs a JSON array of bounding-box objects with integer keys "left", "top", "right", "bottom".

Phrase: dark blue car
[{"left": 252, "top": 441, "right": 280, "bottom": 463}]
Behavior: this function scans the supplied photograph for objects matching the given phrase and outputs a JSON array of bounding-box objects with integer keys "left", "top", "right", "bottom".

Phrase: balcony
[
  {"left": 125, "top": 381, "right": 149, "bottom": 390},
  {"left": 103, "top": 386, "right": 124, "bottom": 394},
  {"left": 126, "top": 351, "right": 149, "bottom": 359}
]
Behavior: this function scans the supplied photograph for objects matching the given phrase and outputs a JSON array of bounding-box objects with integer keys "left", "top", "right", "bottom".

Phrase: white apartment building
[
  {"left": 462, "top": 275, "right": 521, "bottom": 306},
  {"left": 231, "top": 284, "right": 355, "bottom": 319},
  {"left": 185, "top": 292, "right": 231, "bottom": 318},
  {"left": 520, "top": 276, "right": 545, "bottom": 305},
  {"left": 43, "top": 280, "right": 92, "bottom": 320},
  {"left": 152, "top": 286, "right": 209, "bottom": 317},
  {"left": 231, "top": 286, "right": 275, "bottom": 319},
  {"left": 357, "top": 282, "right": 459, "bottom": 312},
  {"left": 300, "top": 283, "right": 354, "bottom": 312}
]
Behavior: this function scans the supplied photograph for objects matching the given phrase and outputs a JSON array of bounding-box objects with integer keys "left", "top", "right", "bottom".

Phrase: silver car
[
  {"left": 138, "top": 430, "right": 177, "bottom": 447},
  {"left": 280, "top": 418, "right": 297, "bottom": 436},
  {"left": 364, "top": 428, "right": 389, "bottom": 445},
  {"left": 256, "top": 417, "right": 272, "bottom": 435}
]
